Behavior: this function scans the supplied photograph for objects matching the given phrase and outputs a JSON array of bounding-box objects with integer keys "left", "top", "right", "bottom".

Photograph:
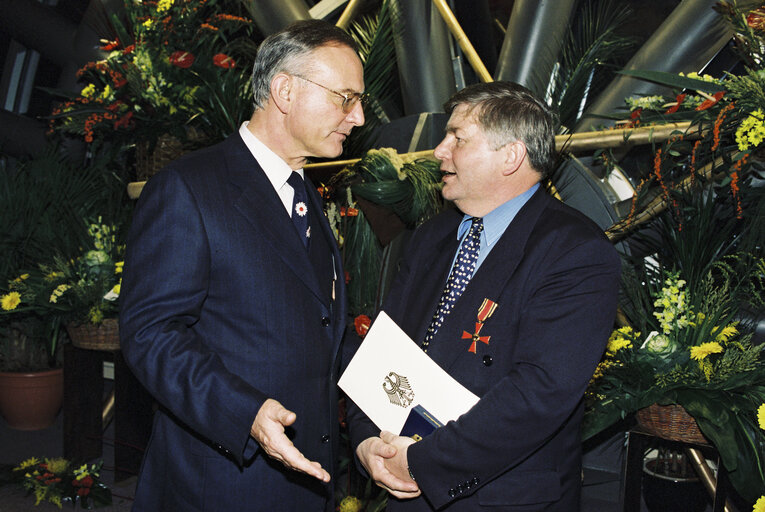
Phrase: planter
[
  {"left": 642, "top": 456, "right": 709, "bottom": 512},
  {"left": 66, "top": 319, "right": 120, "bottom": 351},
  {"left": 636, "top": 404, "right": 708, "bottom": 444},
  {"left": 0, "top": 368, "right": 64, "bottom": 430}
]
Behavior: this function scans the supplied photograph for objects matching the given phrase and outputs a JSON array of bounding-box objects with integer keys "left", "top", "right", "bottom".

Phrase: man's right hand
[
  {"left": 356, "top": 435, "right": 420, "bottom": 499},
  {"left": 251, "top": 398, "right": 330, "bottom": 482}
]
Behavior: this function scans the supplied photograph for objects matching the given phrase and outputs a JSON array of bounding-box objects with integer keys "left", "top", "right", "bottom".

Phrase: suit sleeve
[
  {"left": 119, "top": 168, "right": 266, "bottom": 465},
  {"left": 407, "top": 229, "right": 621, "bottom": 509}
]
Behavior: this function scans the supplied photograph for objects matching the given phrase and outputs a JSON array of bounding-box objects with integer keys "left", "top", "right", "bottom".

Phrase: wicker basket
[
  {"left": 636, "top": 403, "right": 708, "bottom": 444},
  {"left": 66, "top": 318, "right": 120, "bottom": 351},
  {"left": 135, "top": 133, "right": 185, "bottom": 181}
]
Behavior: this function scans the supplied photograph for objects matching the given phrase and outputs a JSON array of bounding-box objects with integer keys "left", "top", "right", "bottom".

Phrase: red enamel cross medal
[{"left": 462, "top": 298, "right": 498, "bottom": 353}]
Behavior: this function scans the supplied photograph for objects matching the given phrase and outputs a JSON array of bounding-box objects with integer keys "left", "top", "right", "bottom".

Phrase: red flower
[
  {"left": 114, "top": 111, "right": 134, "bottom": 130},
  {"left": 696, "top": 91, "right": 725, "bottom": 111},
  {"left": 213, "top": 53, "right": 235, "bottom": 69},
  {"left": 77, "top": 487, "right": 91, "bottom": 497},
  {"left": 100, "top": 39, "right": 120, "bottom": 51},
  {"left": 665, "top": 94, "right": 686, "bottom": 114},
  {"left": 344, "top": 271, "right": 351, "bottom": 284},
  {"left": 169, "top": 51, "right": 195, "bottom": 68},
  {"left": 354, "top": 315, "right": 371, "bottom": 338},
  {"left": 630, "top": 108, "right": 642, "bottom": 120},
  {"left": 346, "top": 207, "right": 359, "bottom": 217}
]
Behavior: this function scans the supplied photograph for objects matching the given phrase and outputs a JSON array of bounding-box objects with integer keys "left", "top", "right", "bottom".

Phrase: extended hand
[
  {"left": 251, "top": 398, "right": 330, "bottom": 482},
  {"left": 356, "top": 432, "right": 420, "bottom": 499}
]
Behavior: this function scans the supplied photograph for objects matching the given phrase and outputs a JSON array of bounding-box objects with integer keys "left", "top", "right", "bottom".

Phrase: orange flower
[
  {"left": 689, "top": 139, "right": 702, "bottom": 186},
  {"left": 696, "top": 91, "right": 725, "bottom": 111},
  {"left": 712, "top": 102, "right": 735, "bottom": 151},
  {"left": 665, "top": 94, "right": 686, "bottom": 114},
  {"left": 213, "top": 53, "right": 235, "bottom": 69}
]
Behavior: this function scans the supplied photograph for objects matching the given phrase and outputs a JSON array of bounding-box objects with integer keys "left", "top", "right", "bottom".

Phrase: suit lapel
[
  {"left": 224, "top": 135, "right": 327, "bottom": 306},
  {"left": 427, "top": 188, "right": 551, "bottom": 371}
]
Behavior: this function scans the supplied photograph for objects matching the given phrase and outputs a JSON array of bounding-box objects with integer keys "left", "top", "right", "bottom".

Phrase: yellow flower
[
  {"left": 81, "top": 83, "right": 96, "bottom": 98},
  {"left": 758, "top": 404, "right": 765, "bottom": 431},
  {"left": 338, "top": 496, "right": 363, "bottom": 512},
  {"left": 14, "top": 457, "right": 40, "bottom": 471},
  {"left": 115, "top": 261, "right": 124, "bottom": 274},
  {"left": 754, "top": 495, "right": 765, "bottom": 512},
  {"left": 156, "top": 0, "right": 173, "bottom": 12},
  {"left": 45, "top": 271, "right": 62, "bottom": 281},
  {"left": 49, "top": 284, "right": 71, "bottom": 303},
  {"left": 713, "top": 323, "right": 738, "bottom": 343},
  {"left": 143, "top": 18, "right": 154, "bottom": 29},
  {"left": 1, "top": 291, "right": 21, "bottom": 310},
  {"left": 111, "top": 283, "right": 120, "bottom": 296},
  {"left": 45, "top": 457, "right": 69, "bottom": 474},
  {"left": 13, "top": 274, "right": 29, "bottom": 282},
  {"left": 736, "top": 109, "right": 765, "bottom": 151},
  {"left": 690, "top": 341, "right": 724, "bottom": 361},
  {"left": 89, "top": 307, "right": 104, "bottom": 324}
]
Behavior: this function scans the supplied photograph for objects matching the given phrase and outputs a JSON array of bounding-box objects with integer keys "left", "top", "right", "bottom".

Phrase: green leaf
[{"left": 617, "top": 70, "right": 724, "bottom": 94}]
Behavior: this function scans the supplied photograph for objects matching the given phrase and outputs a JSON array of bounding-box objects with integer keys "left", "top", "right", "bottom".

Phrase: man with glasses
[{"left": 120, "top": 20, "right": 364, "bottom": 511}]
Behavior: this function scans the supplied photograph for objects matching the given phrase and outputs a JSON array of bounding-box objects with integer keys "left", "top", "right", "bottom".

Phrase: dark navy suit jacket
[
  {"left": 348, "top": 187, "right": 621, "bottom": 511},
  {"left": 120, "top": 133, "right": 347, "bottom": 511}
]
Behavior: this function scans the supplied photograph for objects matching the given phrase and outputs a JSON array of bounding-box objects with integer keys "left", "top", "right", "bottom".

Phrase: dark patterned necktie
[
  {"left": 287, "top": 172, "right": 310, "bottom": 248},
  {"left": 422, "top": 217, "right": 483, "bottom": 351}
]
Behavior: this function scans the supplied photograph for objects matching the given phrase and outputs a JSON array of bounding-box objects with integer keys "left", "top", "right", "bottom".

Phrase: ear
[
  {"left": 501, "top": 141, "right": 527, "bottom": 176},
  {"left": 270, "top": 73, "right": 293, "bottom": 114}
]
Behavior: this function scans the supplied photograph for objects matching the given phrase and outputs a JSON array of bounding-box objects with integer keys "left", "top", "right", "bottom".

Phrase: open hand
[{"left": 251, "top": 398, "right": 330, "bottom": 482}]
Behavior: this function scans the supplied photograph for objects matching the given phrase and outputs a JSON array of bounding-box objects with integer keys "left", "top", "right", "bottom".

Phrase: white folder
[{"left": 339, "top": 311, "right": 480, "bottom": 434}]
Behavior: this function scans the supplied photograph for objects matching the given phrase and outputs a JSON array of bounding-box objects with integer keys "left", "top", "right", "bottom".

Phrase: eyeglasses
[{"left": 293, "top": 75, "right": 367, "bottom": 114}]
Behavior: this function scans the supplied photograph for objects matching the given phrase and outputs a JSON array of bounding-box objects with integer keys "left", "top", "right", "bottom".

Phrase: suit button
[
  {"left": 321, "top": 434, "right": 330, "bottom": 443},
  {"left": 321, "top": 316, "right": 331, "bottom": 327},
  {"left": 482, "top": 355, "right": 493, "bottom": 366},
  {"left": 448, "top": 488, "right": 457, "bottom": 498},
  {"left": 472, "top": 477, "right": 479, "bottom": 485}
]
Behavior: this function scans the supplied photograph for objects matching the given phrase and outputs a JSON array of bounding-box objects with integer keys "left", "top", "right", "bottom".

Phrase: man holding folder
[{"left": 346, "top": 82, "right": 621, "bottom": 511}]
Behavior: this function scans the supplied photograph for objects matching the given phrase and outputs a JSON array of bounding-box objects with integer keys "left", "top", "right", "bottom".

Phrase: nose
[
  {"left": 346, "top": 100, "right": 365, "bottom": 126},
  {"left": 433, "top": 137, "right": 451, "bottom": 161}
]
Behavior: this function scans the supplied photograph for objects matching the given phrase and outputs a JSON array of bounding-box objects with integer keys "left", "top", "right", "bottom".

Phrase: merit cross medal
[{"left": 462, "top": 299, "right": 498, "bottom": 353}]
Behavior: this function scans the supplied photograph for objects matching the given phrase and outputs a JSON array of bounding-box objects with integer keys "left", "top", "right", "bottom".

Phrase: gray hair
[
  {"left": 444, "top": 82, "right": 557, "bottom": 178},
  {"left": 251, "top": 20, "right": 358, "bottom": 110}
]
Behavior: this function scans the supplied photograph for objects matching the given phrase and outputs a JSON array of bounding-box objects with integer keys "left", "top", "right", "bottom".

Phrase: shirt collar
[
  {"left": 238, "top": 121, "right": 304, "bottom": 189},
  {"left": 457, "top": 183, "right": 540, "bottom": 244}
]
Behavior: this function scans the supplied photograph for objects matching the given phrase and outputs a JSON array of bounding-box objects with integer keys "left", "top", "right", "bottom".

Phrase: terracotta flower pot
[{"left": 0, "top": 368, "right": 64, "bottom": 430}]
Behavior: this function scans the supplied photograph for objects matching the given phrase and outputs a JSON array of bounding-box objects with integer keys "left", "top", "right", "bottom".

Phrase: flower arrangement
[
  {"left": 3, "top": 218, "right": 125, "bottom": 329},
  {"left": 585, "top": 257, "right": 765, "bottom": 502},
  {"left": 11, "top": 457, "right": 111, "bottom": 508},
  {"left": 41, "top": 219, "right": 125, "bottom": 326},
  {"left": 46, "top": 0, "right": 258, "bottom": 150}
]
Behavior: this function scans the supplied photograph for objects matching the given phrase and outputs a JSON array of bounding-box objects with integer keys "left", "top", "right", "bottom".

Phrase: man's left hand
[{"left": 380, "top": 431, "right": 420, "bottom": 497}]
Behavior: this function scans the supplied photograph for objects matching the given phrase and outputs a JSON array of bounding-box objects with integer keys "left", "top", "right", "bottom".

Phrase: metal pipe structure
[
  {"left": 685, "top": 447, "right": 734, "bottom": 512},
  {"left": 494, "top": 0, "right": 577, "bottom": 93},
  {"left": 336, "top": 0, "right": 365, "bottom": 30},
  {"left": 389, "top": 0, "right": 455, "bottom": 115},
  {"left": 431, "top": 0, "right": 492, "bottom": 83},
  {"left": 239, "top": 0, "right": 311, "bottom": 36},
  {"left": 576, "top": 0, "right": 734, "bottom": 132},
  {"left": 126, "top": 121, "right": 693, "bottom": 199}
]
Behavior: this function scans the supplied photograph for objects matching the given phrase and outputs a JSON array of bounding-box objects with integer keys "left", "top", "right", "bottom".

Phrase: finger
[
  {"left": 380, "top": 430, "right": 396, "bottom": 443},
  {"left": 389, "top": 489, "right": 422, "bottom": 500},
  {"left": 279, "top": 441, "right": 331, "bottom": 482},
  {"left": 277, "top": 407, "right": 297, "bottom": 427}
]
